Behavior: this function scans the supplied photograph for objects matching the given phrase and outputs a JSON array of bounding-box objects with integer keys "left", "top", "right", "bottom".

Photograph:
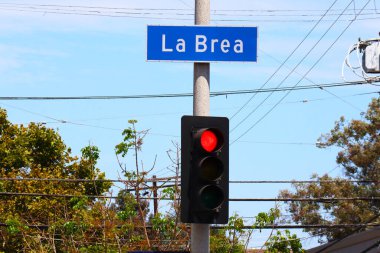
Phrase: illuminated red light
[{"left": 200, "top": 130, "right": 218, "bottom": 152}]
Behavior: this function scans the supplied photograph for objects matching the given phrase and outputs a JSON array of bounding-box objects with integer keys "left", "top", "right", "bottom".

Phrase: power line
[
  {"left": 2, "top": 89, "right": 377, "bottom": 136},
  {"left": 0, "top": 4, "right": 379, "bottom": 22},
  {"left": 231, "top": 0, "right": 372, "bottom": 145},
  {"left": 314, "top": 212, "right": 380, "bottom": 253},
  {"left": 0, "top": 176, "right": 176, "bottom": 183},
  {"left": 261, "top": 49, "right": 365, "bottom": 112},
  {"left": 1, "top": 192, "right": 378, "bottom": 202},
  {"left": 229, "top": 197, "right": 380, "bottom": 202},
  {"left": 0, "top": 3, "right": 379, "bottom": 18},
  {"left": 0, "top": 2, "right": 378, "bottom": 13},
  {"left": 176, "top": 0, "right": 192, "bottom": 9},
  {"left": 0, "top": 81, "right": 372, "bottom": 101},
  {"left": 318, "top": 86, "right": 364, "bottom": 112},
  {"left": 8, "top": 90, "right": 378, "bottom": 126},
  {"left": 230, "top": 0, "right": 353, "bottom": 135},
  {"left": 229, "top": 0, "right": 338, "bottom": 121},
  {"left": 229, "top": 180, "right": 379, "bottom": 184},
  {"left": 212, "top": 224, "right": 380, "bottom": 230},
  {"left": 0, "top": 222, "right": 377, "bottom": 230},
  {"left": 0, "top": 177, "right": 377, "bottom": 184}
]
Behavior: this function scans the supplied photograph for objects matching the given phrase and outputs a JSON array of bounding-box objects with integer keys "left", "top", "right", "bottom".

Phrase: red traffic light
[
  {"left": 200, "top": 129, "right": 218, "bottom": 152},
  {"left": 181, "top": 116, "right": 229, "bottom": 224}
]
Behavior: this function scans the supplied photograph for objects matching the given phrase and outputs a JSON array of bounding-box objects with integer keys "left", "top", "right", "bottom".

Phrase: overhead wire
[
  {"left": 0, "top": 80, "right": 374, "bottom": 101},
  {"left": 176, "top": 0, "right": 192, "bottom": 9},
  {"left": 261, "top": 49, "right": 365, "bottom": 112},
  {"left": 0, "top": 2, "right": 378, "bottom": 13},
  {"left": 1, "top": 90, "right": 378, "bottom": 137},
  {"left": 0, "top": 3, "right": 379, "bottom": 22},
  {"left": 319, "top": 87, "right": 364, "bottom": 112},
  {"left": 230, "top": 0, "right": 353, "bottom": 135},
  {"left": 314, "top": 212, "right": 380, "bottom": 253},
  {"left": 0, "top": 192, "right": 378, "bottom": 202},
  {"left": 0, "top": 177, "right": 377, "bottom": 184},
  {"left": 231, "top": 0, "right": 373, "bottom": 145},
  {"left": 0, "top": 222, "right": 377, "bottom": 230},
  {"left": 14, "top": 90, "right": 378, "bottom": 124},
  {"left": 0, "top": 2, "right": 379, "bottom": 17},
  {"left": 229, "top": 0, "right": 339, "bottom": 121}
]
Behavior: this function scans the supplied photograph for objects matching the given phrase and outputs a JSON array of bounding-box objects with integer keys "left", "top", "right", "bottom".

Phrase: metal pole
[{"left": 192, "top": 0, "right": 210, "bottom": 252}]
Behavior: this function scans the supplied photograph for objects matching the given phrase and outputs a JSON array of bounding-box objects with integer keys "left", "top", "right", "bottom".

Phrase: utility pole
[
  {"left": 192, "top": 0, "right": 210, "bottom": 252},
  {"left": 152, "top": 175, "right": 158, "bottom": 216}
]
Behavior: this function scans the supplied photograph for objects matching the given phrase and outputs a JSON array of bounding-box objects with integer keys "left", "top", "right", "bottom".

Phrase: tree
[
  {"left": 280, "top": 97, "right": 380, "bottom": 241},
  {"left": 0, "top": 109, "right": 309, "bottom": 251},
  {"left": 0, "top": 108, "right": 112, "bottom": 252},
  {"left": 264, "top": 230, "right": 305, "bottom": 253}
]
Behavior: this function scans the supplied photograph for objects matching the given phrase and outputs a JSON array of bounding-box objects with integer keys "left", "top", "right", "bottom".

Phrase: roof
[{"left": 307, "top": 226, "right": 380, "bottom": 253}]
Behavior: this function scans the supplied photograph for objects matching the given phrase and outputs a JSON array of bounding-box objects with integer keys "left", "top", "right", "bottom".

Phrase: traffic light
[{"left": 181, "top": 115, "right": 229, "bottom": 224}]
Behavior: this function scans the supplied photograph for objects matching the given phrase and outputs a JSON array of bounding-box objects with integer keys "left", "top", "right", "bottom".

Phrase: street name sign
[{"left": 147, "top": 25, "right": 257, "bottom": 62}]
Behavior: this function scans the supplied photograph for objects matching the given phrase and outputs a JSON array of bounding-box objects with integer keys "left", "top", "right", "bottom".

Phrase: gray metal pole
[{"left": 192, "top": 0, "right": 210, "bottom": 252}]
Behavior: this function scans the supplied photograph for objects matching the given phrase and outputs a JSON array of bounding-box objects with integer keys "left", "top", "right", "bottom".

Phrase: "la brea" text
[{"left": 161, "top": 34, "right": 244, "bottom": 54}]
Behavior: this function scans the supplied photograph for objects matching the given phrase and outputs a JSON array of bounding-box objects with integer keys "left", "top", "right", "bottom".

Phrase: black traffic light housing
[{"left": 181, "top": 115, "right": 229, "bottom": 224}]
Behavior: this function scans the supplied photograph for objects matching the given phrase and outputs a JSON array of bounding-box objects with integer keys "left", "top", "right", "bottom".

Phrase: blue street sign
[{"left": 147, "top": 26, "right": 257, "bottom": 62}]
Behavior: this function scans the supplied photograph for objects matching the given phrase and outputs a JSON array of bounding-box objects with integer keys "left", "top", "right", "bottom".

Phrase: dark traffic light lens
[
  {"left": 200, "top": 157, "right": 223, "bottom": 181},
  {"left": 200, "top": 185, "right": 224, "bottom": 210}
]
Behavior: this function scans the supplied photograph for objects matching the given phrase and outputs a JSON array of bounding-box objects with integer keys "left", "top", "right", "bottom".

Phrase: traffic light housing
[{"left": 181, "top": 115, "right": 229, "bottom": 224}]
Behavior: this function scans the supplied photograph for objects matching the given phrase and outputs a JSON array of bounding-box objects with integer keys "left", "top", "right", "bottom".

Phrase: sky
[{"left": 1, "top": 0, "right": 380, "bottom": 250}]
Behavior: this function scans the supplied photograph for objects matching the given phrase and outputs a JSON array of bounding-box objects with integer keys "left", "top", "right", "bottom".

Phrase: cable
[
  {"left": 0, "top": 177, "right": 377, "bottom": 184},
  {"left": 314, "top": 211, "right": 380, "bottom": 253},
  {"left": 0, "top": 176, "right": 176, "bottom": 183},
  {"left": 229, "top": 0, "right": 339, "bottom": 121},
  {"left": 261, "top": 49, "right": 365, "bottom": 112},
  {"left": 176, "top": 0, "right": 192, "bottom": 9},
  {"left": 229, "top": 180, "right": 379, "bottom": 184},
  {"left": 1, "top": 86, "right": 377, "bottom": 135},
  {"left": 212, "top": 224, "right": 380, "bottom": 230},
  {"left": 231, "top": 0, "right": 372, "bottom": 145},
  {"left": 0, "top": 3, "right": 378, "bottom": 18},
  {"left": 0, "top": 81, "right": 372, "bottom": 101},
  {"left": 231, "top": 0, "right": 354, "bottom": 134},
  {"left": 228, "top": 197, "right": 379, "bottom": 202},
  {"left": 0, "top": 2, "right": 378, "bottom": 13},
  {"left": 1, "top": 192, "right": 379, "bottom": 202},
  {"left": 0, "top": 222, "right": 377, "bottom": 230},
  {"left": 0, "top": 4, "right": 378, "bottom": 23},
  {"left": 16, "top": 90, "right": 379, "bottom": 124}
]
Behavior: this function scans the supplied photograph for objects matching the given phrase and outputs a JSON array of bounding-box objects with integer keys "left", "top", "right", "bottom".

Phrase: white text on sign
[{"left": 162, "top": 34, "right": 244, "bottom": 54}]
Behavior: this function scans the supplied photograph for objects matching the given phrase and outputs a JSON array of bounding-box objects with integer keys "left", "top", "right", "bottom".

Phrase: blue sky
[{"left": 1, "top": 0, "right": 379, "bottom": 249}]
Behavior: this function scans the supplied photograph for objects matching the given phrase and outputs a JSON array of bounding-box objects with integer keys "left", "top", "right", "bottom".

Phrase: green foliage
[
  {"left": 63, "top": 221, "right": 80, "bottom": 235},
  {"left": 162, "top": 187, "right": 176, "bottom": 200},
  {"left": 254, "top": 207, "right": 280, "bottom": 232},
  {"left": 265, "top": 230, "right": 305, "bottom": 253},
  {"left": 151, "top": 214, "right": 176, "bottom": 240},
  {"left": 210, "top": 214, "right": 247, "bottom": 253},
  {"left": 0, "top": 108, "right": 310, "bottom": 251},
  {"left": 280, "top": 98, "right": 380, "bottom": 241},
  {"left": 70, "top": 196, "right": 89, "bottom": 210},
  {"left": 115, "top": 121, "right": 138, "bottom": 158},
  {"left": 5, "top": 217, "right": 28, "bottom": 235},
  {"left": 81, "top": 145, "right": 100, "bottom": 162},
  {"left": 0, "top": 108, "right": 112, "bottom": 252},
  {"left": 317, "top": 98, "right": 380, "bottom": 182}
]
